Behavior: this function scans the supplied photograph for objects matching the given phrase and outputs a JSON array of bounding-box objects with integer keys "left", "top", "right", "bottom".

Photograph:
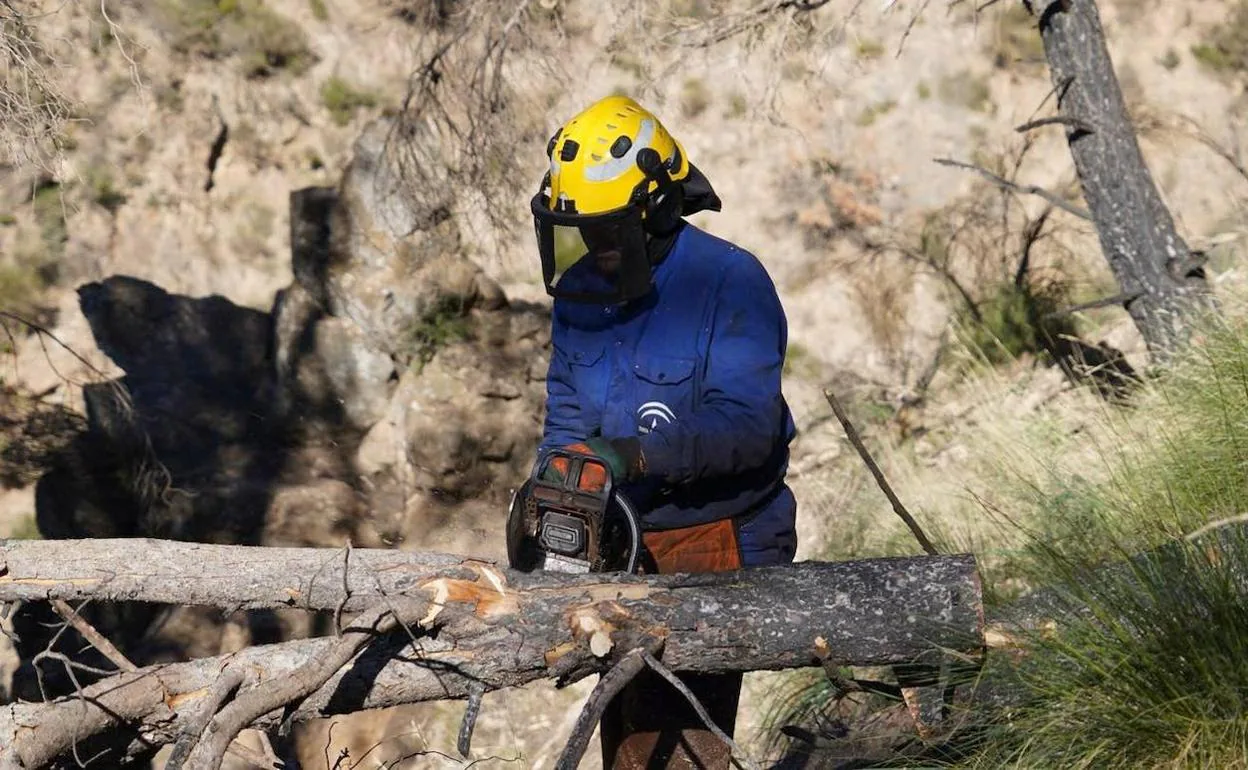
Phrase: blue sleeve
[
  {"left": 637, "top": 256, "right": 787, "bottom": 483},
  {"left": 539, "top": 312, "right": 587, "bottom": 456}
]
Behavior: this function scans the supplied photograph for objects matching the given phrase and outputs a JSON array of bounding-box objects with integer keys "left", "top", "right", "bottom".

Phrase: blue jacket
[{"left": 539, "top": 225, "right": 798, "bottom": 564}]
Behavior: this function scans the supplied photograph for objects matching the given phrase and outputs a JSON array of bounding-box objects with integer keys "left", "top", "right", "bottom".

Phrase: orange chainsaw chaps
[
  {"left": 640, "top": 517, "right": 743, "bottom": 574},
  {"left": 549, "top": 442, "right": 609, "bottom": 493}
]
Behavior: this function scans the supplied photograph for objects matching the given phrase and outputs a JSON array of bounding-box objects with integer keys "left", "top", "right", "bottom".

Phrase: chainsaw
[{"left": 506, "top": 447, "right": 643, "bottom": 574}]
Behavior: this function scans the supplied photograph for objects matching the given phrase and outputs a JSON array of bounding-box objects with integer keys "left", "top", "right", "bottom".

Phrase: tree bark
[
  {"left": 1034, "top": 0, "right": 1211, "bottom": 358},
  {"left": 0, "top": 539, "right": 983, "bottom": 769}
]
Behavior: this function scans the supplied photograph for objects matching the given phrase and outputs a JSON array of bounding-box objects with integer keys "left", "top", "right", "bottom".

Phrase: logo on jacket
[{"left": 637, "top": 401, "right": 676, "bottom": 434}]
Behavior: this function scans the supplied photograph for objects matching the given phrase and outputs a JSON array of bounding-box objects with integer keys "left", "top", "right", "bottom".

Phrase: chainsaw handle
[
  {"left": 613, "top": 488, "right": 642, "bottom": 574},
  {"left": 532, "top": 447, "right": 615, "bottom": 501}
]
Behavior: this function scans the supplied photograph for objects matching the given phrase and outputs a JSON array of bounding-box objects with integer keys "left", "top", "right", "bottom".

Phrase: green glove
[{"left": 584, "top": 436, "right": 643, "bottom": 484}]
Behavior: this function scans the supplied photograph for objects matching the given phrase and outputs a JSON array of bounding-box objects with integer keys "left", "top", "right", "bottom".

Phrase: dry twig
[
  {"left": 49, "top": 599, "right": 136, "bottom": 673},
  {"left": 641, "top": 651, "right": 761, "bottom": 770},
  {"left": 934, "top": 157, "right": 1093, "bottom": 221},
  {"left": 554, "top": 648, "right": 649, "bottom": 770},
  {"left": 824, "top": 389, "right": 939, "bottom": 556},
  {"left": 1015, "top": 115, "right": 1096, "bottom": 135},
  {"left": 457, "top": 680, "right": 486, "bottom": 758}
]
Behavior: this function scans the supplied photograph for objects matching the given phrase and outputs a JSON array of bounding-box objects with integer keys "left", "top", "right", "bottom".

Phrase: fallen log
[{"left": 0, "top": 539, "right": 983, "bottom": 769}]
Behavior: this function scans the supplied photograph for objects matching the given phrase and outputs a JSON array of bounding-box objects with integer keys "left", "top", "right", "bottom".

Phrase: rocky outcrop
[
  {"left": 277, "top": 116, "right": 548, "bottom": 550},
  {"left": 16, "top": 117, "right": 552, "bottom": 714}
]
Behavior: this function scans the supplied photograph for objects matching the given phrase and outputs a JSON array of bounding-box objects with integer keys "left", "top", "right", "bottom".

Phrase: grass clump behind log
[
  {"left": 961, "top": 528, "right": 1248, "bottom": 770},
  {"left": 764, "top": 296, "right": 1248, "bottom": 767},
  {"left": 951, "top": 310, "right": 1248, "bottom": 767}
]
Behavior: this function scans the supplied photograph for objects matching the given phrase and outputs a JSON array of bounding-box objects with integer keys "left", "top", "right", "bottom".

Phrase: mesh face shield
[{"left": 531, "top": 194, "right": 654, "bottom": 305}]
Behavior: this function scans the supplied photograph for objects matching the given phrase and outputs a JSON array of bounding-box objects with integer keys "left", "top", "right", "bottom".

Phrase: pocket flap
[{"left": 633, "top": 355, "right": 695, "bottom": 385}]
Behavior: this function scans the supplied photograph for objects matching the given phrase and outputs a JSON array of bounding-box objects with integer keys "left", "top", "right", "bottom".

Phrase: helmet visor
[{"left": 532, "top": 195, "right": 653, "bottom": 304}]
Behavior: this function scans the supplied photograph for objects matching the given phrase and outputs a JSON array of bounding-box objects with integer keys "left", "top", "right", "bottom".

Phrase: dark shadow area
[{"left": 11, "top": 275, "right": 357, "bottom": 712}]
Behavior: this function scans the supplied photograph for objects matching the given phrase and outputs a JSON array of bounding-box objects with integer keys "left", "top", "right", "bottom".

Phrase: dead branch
[
  {"left": 183, "top": 600, "right": 426, "bottom": 770},
  {"left": 0, "top": 0, "right": 74, "bottom": 170},
  {"left": 456, "top": 681, "right": 486, "bottom": 758},
  {"left": 1172, "top": 114, "right": 1248, "bottom": 187},
  {"left": 1015, "top": 115, "right": 1095, "bottom": 134},
  {"left": 896, "top": 0, "right": 935, "bottom": 57},
  {"left": 554, "top": 648, "right": 650, "bottom": 770},
  {"left": 0, "top": 539, "right": 983, "bottom": 768},
  {"left": 823, "top": 390, "right": 939, "bottom": 556},
  {"left": 49, "top": 599, "right": 136, "bottom": 673},
  {"left": 641, "top": 651, "right": 761, "bottom": 770},
  {"left": 1013, "top": 204, "right": 1055, "bottom": 288},
  {"left": 166, "top": 668, "right": 246, "bottom": 770},
  {"left": 934, "top": 157, "right": 1093, "bottom": 221},
  {"left": 1042, "top": 291, "right": 1141, "bottom": 319}
]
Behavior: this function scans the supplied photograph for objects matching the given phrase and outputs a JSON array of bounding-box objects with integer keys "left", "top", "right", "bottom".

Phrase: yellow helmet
[
  {"left": 532, "top": 95, "right": 719, "bottom": 305},
  {"left": 544, "top": 95, "right": 690, "bottom": 216}
]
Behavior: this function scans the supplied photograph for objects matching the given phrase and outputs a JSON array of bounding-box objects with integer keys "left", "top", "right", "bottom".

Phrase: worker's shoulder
[{"left": 677, "top": 225, "right": 774, "bottom": 283}]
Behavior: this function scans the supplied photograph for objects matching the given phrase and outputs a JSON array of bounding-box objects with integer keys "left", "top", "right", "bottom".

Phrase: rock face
[
  {"left": 16, "top": 117, "right": 552, "bottom": 714},
  {"left": 277, "top": 116, "right": 547, "bottom": 550}
]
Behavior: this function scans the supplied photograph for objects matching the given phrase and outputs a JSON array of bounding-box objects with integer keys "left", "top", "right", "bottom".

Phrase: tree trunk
[
  {"left": 0, "top": 539, "right": 983, "bottom": 769},
  {"left": 1034, "top": 0, "right": 1211, "bottom": 357}
]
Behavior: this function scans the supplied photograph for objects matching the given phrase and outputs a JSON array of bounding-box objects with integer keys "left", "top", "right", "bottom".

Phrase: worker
[{"left": 526, "top": 94, "right": 798, "bottom": 769}]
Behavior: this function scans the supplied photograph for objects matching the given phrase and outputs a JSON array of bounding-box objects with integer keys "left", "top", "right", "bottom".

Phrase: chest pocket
[
  {"left": 565, "top": 344, "right": 607, "bottom": 421},
  {"left": 631, "top": 355, "right": 698, "bottom": 435}
]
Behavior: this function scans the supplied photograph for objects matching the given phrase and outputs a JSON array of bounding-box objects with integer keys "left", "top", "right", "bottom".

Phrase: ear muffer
[{"left": 633, "top": 148, "right": 686, "bottom": 237}]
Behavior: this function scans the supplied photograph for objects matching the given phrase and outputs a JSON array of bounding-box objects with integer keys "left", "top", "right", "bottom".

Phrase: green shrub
[
  {"left": 988, "top": 4, "right": 1045, "bottom": 69},
  {"left": 404, "top": 296, "right": 471, "bottom": 367},
  {"left": 680, "top": 77, "right": 710, "bottom": 119},
  {"left": 86, "top": 165, "right": 127, "bottom": 213},
  {"left": 783, "top": 340, "right": 813, "bottom": 377},
  {"left": 1192, "top": 2, "right": 1248, "bottom": 74},
  {"left": 938, "top": 71, "right": 993, "bottom": 113},
  {"left": 308, "top": 0, "right": 328, "bottom": 21},
  {"left": 320, "top": 76, "right": 379, "bottom": 126},
  {"left": 855, "top": 99, "right": 896, "bottom": 127},
  {"left": 854, "top": 38, "right": 885, "bottom": 60},
  {"left": 954, "top": 280, "right": 1075, "bottom": 366},
  {"left": 158, "top": 0, "right": 316, "bottom": 78},
  {"left": 31, "top": 183, "right": 67, "bottom": 262}
]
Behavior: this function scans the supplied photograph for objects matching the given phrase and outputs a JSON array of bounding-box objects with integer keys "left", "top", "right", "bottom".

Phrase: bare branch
[
  {"left": 49, "top": 599, "right": 136, "bottom": 673},
  {"left": 1015, "top": 115, "right": 1096, "bottom": 134},
  {"left": 1042, "top": 291, "right": 1142, "bottom": 320},
  {"left": 554, "top": 648, "right": 649, "bottom": 770},
  {"left": 896, "top": 0, "right": 935, "bottom": 57},
  {"left": 183, "top": 600, "right": 427, "bottom": 770},
  {"left": 456, "top": 681, "right": 486, "bottom": 758},
  {"left": 0, "top": 1, "right": 75, "bottom": 170},
  {"left": 1172, "top": 114, "right": 1248, "bottom": 187},
  {"left": 1014, "top": 204, "right": 1054, "bottom": 288},
  {"left": 165, "top": 668, "right": 246, "bottom": 770},
  {"left": 934, "top": 157, "right": 1093, "bottom": 221},
  {"left": 824, "top": 389, "right": 939, "bottom": 556},
  {"left": 641, "top": 651, "right": 761, "bottom": 770}
]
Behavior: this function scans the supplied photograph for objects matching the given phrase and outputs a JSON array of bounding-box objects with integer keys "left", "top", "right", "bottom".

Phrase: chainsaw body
[{"left": 506, "top": 448, "right": 642, "bottom": 574}]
